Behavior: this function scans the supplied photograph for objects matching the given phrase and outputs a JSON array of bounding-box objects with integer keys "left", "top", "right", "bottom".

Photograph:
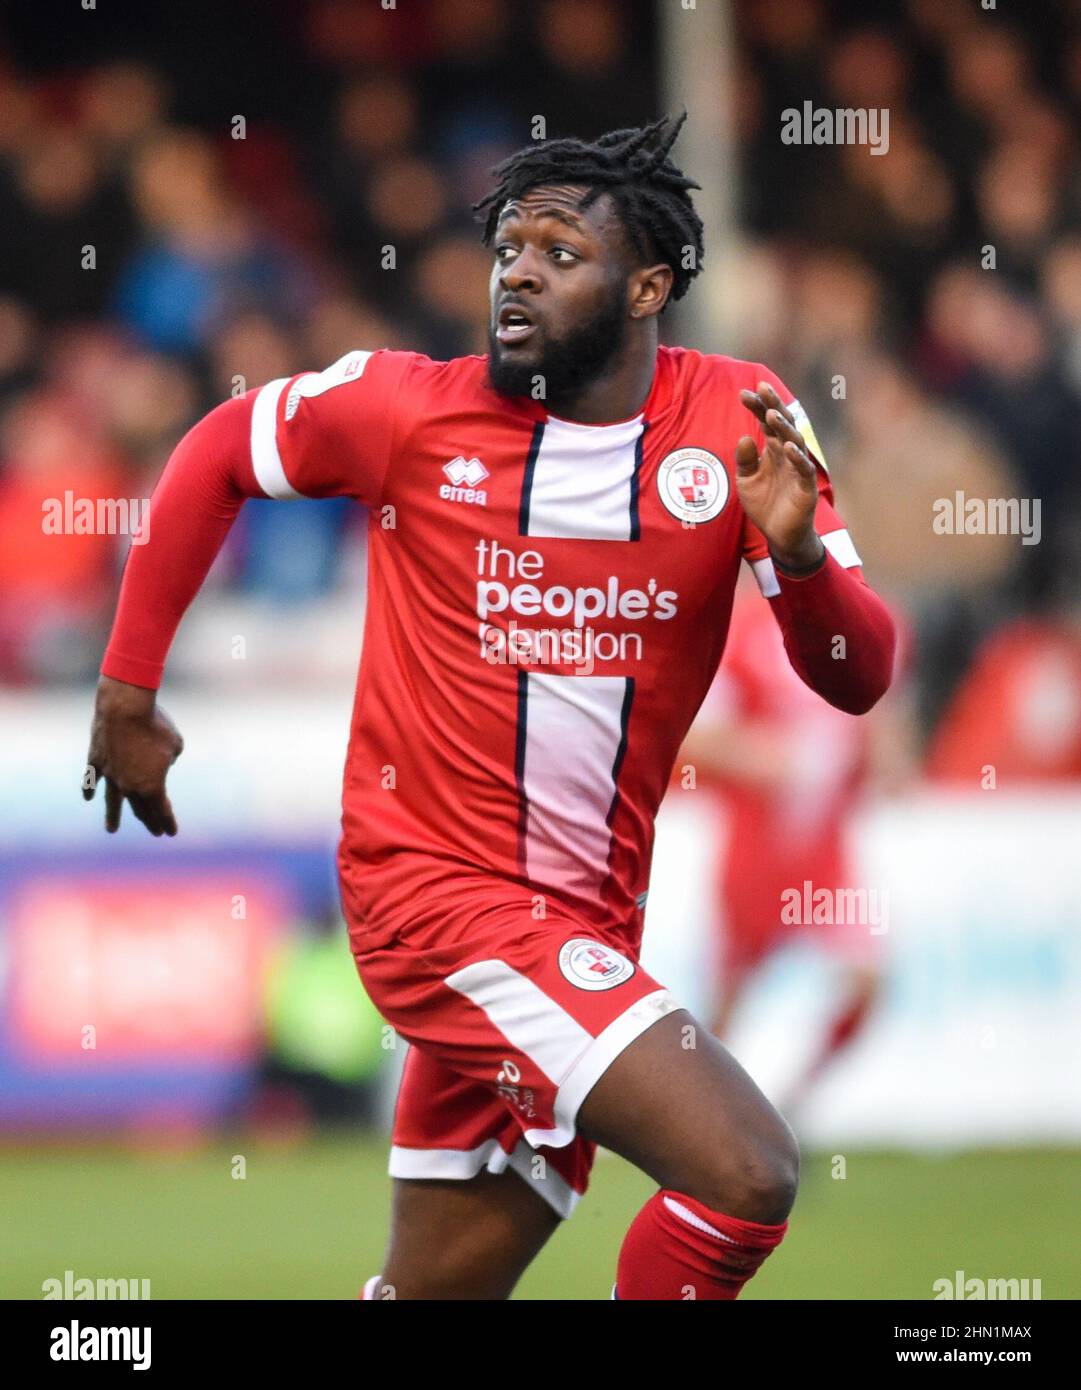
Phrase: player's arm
[
  {"left": 84, "top": 350, "right": 412, "bottom": 836},
  {"left": 736, "top": 377, "right": 895, "bottom": 716}
]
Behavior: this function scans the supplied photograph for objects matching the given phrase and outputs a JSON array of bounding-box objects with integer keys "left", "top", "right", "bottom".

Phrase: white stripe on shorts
[
  {"left": 388, "top": 1137, "right": 580, "bottom": 1218},
  {"left": 524, "top": 989, "right": 680, "bottom": 1149},
  {"left": 445, "top": 959, "right": 591, "bottom": 1084},
  {"left": 445, "top": 958, "right": 681, "bottom": 1151}
]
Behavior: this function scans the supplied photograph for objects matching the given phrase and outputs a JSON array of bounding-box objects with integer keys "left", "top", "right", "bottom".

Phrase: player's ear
[{"left": 628, "top": 263, "right": 672, "bottom": 320}]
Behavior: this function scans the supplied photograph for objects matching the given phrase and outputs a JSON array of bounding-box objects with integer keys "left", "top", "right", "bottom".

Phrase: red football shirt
[{"left": 238, "top": 344, "right": 863, "bottom": 949}]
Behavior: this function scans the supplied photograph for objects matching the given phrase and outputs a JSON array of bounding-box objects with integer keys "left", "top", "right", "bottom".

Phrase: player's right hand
[{"left": 83, "top": 675, "right": 184, "bottom": 837}]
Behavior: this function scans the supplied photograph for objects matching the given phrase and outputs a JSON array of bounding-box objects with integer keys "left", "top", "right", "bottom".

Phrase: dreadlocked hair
[{"left": 472, "top": 112, "right": 704, "bottom": 304}]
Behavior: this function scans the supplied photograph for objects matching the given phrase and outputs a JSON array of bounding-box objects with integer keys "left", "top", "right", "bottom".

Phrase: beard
[{"left": 486, "top": 288, "right": 628, "bottom": 410}]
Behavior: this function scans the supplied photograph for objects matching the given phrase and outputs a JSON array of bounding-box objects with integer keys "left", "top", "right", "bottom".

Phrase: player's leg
[
  {"left": 355, "top": 902, "right": 788, "bottom": 1300},
  {"left": 364, "top": 1044, "right": 587, "bottom": 1299},
  {"left": 577, "top": 1007, "right": 798, "bottom": 1299},
  {"left": 370, "top": 1169, "right": 560, "bottom": 1300},
  {"left": 580, "top": 1006, "right": 797, "bottom": 1220}
]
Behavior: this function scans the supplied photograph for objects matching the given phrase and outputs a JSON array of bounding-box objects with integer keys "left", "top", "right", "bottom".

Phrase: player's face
[{"left": 487, "top": 183, "right": 633, "bottom": 402}]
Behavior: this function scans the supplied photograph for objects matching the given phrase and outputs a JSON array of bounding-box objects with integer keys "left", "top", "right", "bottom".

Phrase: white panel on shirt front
[{"left": 525, "top": 415, "right": 645, "bottom": 541}]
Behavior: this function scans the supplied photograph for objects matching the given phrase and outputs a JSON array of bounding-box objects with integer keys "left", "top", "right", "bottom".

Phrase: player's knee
[
  {"left": 735, "top": 1135, "right": 800, "bottom": 1224},
  {"left": 691, "top": 1124, "right": 800, "bottom": 1225}
]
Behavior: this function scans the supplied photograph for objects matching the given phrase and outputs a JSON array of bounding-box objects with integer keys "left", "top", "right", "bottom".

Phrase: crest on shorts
[{"left": 558, "top": 938, "right": 636, "bottom": 992}]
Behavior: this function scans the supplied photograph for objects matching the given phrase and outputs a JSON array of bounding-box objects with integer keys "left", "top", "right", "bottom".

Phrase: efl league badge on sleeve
[
  {"left": 657, "top": 447, "right": 729, "bottom": 525},
  {"left": 558, "top": 938, "right": 636, "bottom": 991}
]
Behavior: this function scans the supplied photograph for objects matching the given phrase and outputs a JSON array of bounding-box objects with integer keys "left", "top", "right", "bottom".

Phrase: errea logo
[{"left": 441, "top": 456, "right": 489, "bottom": 506}]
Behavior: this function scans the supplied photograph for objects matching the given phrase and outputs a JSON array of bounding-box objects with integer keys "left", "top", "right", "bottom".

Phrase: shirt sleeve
[
  {"left": 100, "top": 347, "right": 417, "bottom": 689},
  {"left": 248, "top": 348, "right": 417, "bottom": 506},
  {"left": 738, "top": 364, "right": 863, "bottom": 598}
]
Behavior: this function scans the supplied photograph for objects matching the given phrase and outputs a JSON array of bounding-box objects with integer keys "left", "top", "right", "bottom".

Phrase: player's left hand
[{"left": 735, "top": 381, "right": 824, "bottom": 572}]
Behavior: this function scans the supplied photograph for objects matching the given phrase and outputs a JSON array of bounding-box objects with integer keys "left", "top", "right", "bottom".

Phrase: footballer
[{"left": 84, "top": 115, "right": 895, "bottom": 1300}]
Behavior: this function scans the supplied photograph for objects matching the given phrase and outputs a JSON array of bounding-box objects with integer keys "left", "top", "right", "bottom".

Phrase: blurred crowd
[
  {"left": 732, "top": 0, "right": 1081, "bottom": 751},
  {"left": 0, "top": 0, "right": 1079, "bottom": 773}
]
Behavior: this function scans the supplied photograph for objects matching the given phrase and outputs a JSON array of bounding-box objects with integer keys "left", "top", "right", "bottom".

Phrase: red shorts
[{"left": 351, "top": 886, "right": 680, "bottom": 1219}]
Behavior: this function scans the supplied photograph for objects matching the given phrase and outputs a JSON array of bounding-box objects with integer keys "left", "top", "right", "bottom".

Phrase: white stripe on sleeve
[
  {"left": 821, "top": 527, "right": 861, "bottom": 568},
  {"left": 750, "top": 527, "right": 861, "bottom": 596},
  {"left": 250, "top": 377, "right": 303, "bottom": 499}
]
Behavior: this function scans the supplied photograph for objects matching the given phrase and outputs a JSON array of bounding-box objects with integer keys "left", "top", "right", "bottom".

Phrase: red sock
[{"left": 615, "top": 1190, "right": 788, "bottom": 1300}]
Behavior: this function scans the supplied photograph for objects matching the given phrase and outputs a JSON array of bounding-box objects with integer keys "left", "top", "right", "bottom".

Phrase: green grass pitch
[{"left": 3, "top": 1138, "right": 1077, "bottom": 1299}]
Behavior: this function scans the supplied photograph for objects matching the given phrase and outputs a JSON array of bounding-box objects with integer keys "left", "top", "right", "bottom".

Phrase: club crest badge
[
  {"left": 657, "top": 447, "right": 729, "bottom": 525},
  {"left": 558, "top": 938, "right": 636, "bottom": 991}
]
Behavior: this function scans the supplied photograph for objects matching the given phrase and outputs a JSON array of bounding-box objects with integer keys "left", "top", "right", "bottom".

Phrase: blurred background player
[
  {"left": 680, "top": 570, "right": 915, "bottom": 1123},
  {"left": 927, "top": 561, "right": 1081, "bottom": 784}
]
